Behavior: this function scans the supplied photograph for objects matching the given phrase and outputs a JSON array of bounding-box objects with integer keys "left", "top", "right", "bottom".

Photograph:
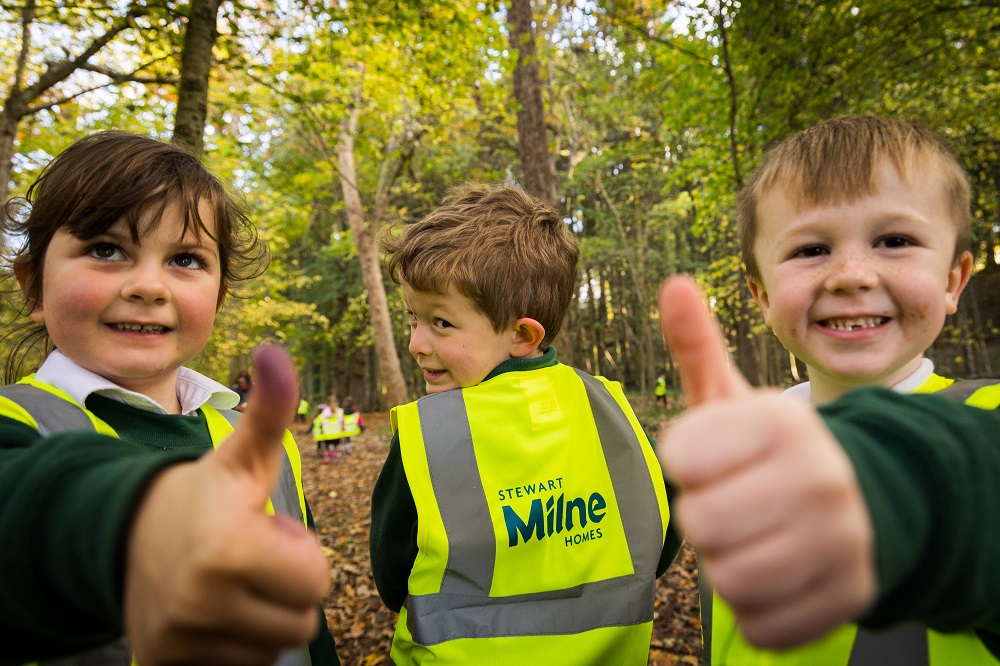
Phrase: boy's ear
[
  {"left": 510, "top": 317, "right": 546, "bottom": 358},
  {"left": 944, "top": 251, "right": 974, "bottom": 315},
  {"left": 13, "top": 260, "right": 43, "bottom": 324},
  {"left": 746, "top": 277, "right": 772, "bottom": 327}
]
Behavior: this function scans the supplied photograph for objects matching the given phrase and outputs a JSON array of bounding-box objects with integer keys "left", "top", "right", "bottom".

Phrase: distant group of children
[
  {"left": 311, "top": 394, "right": 363, "bottom": 460},
  {"left": 2, "top": 114, "right": 999, "bottom": 666}
]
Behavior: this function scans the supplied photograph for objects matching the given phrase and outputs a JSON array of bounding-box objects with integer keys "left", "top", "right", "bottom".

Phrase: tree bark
[
  {"left": 172, "top": 0, "right": 222, "bottom": 156},
  {"left": 336, "top": 69, "right": 409, "bottom": 409},
  {"left": 508, "top": 0, "right": 578, "bottom": 365},
  {"left": 0, "top": 99, "right": 27, "bottom": 216},
  {"left": 507, "top": 0, "right": 556, "bottom": 204},
  {"left": 717, "top": 1, "right": 762, "bottom": 384}
]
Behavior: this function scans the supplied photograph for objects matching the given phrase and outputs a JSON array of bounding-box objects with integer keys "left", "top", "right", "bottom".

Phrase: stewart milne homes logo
[{"left": 499, "top": 476, "right": 608, "bottom": 547}]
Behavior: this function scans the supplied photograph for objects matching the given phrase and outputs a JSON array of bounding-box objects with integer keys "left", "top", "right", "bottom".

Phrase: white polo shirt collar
[
  {"left": 34, "top": 350, "right": 240, "bottom": 415},
  {"left": 782, "top": 358, "right": 936, "bottom": 402}
]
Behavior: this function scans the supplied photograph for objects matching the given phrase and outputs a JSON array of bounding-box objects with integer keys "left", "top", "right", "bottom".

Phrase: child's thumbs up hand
[
  {"left": 657, "top": 275, "right": 875, "bottom": 649},
  {"left": 124, "top": 345, "right": 330, "bottom": 665}
]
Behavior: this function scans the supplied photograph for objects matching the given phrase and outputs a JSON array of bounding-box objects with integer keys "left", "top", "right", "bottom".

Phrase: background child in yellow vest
[
  {"left": 340, "top": 395, "right": 363, "bottom": 454},
  {"left": 370, "top": 184, "right": 678, "bottom": 664},
  {"left": 296, "top": 389, "right": 310, "bottom": 429},
  {"left": 655, "top": 372, "right": 668, "bottom": 407},
  {"left": 0, "top": 131, "right": 337, "bottom": 664},
  {"left": 318, "top": 393, "right": 345, "bottom": 460},
  {"left": 682, "top": 115, "right": 998, "bottom": 665}
]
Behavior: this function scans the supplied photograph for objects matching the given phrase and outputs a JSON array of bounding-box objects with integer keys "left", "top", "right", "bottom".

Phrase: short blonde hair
[
  {"left": 738, "top": 115, "right": 971, "bottom": 281},
  {"left": 381, "top": 184, "right": 578, "bottom": 348}
]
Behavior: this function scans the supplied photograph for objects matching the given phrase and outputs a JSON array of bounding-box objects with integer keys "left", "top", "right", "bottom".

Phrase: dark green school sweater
[
  {"left": 369, "top": 347, "right": 683, "bottom": 612},
  {"left": 822, "top": 387, "right": 1000, "bottom": 654},
  {"left": 0, "top": 393, "right": 339, "bottom": 665}
]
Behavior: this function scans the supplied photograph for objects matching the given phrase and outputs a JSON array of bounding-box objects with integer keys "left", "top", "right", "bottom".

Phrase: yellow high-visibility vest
[
  {"left": 342, "top": 411, "right": 362, "bottom": 437},
  {"left": 390, "top": 364, "right": 671, "bottom": 664}
]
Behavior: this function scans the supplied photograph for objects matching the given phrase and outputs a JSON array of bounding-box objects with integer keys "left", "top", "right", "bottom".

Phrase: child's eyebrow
[{"left": 171, "top": 231, "right": 219, "bottom": 250}]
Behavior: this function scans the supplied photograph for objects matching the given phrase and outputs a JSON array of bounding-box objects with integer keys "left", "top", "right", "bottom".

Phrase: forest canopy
[{"left": 2, "top": 0, "right": 998, "bottom": 408}]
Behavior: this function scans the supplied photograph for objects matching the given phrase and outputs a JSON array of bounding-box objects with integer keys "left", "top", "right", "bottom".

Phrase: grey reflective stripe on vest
[
  {"left": 404, "top": 370, "right": 662, "bottom": 646},
  {"left": 215, "top": 409, "right": 303, "bottom": 526},
  {"left": 3, "top": 387, "right": 311, "bottom": 666},
  {"left": 0, "top": 384, "right": 93, "bottom": 436},
  {"left": 936, "top": 379, "right": 999, "bottom": 402},
  {"left": 848, "top": 623, "right": 928, "bottom": 666}
]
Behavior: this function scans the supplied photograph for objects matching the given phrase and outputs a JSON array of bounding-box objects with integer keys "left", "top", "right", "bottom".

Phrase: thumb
[
  {"left": 217, "top": 344, "right": 299, "bottom": 492},
  {"left": 659, "top": 275, "right": 751, "bottom": 404}
]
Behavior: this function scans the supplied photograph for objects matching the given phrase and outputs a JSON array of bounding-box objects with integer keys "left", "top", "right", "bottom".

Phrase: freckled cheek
[
  {"left": 768, "top": 289, "right": 809, "bottom": 330},
  {"left": 893, "top": 278, "right": 940, "bottom": 322}
]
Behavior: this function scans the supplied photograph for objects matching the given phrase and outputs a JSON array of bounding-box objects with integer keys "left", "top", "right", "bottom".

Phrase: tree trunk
[
  {"left": 0, "top": 103, "right": 25, "bottom": 212},
  {"left": 507, "top": 0, "right": 556, "bottom": 204},
  {"left": 595, "top": 172, "right": 653, "bottom": 393},
  {"left": 0, "top": 0, "right": 35, "bottom": 209},
  {"left": 337, "top": 99, "right": 409, "bottom": 409},
  {"left": 508, "top": 0, "right": 578, "bottom": 365},
  {"left": 172, "top": 0, "right": 222, "bottom": 156},
  {"left": 735, "top": 284, "right": 765, "bottom": 386}
]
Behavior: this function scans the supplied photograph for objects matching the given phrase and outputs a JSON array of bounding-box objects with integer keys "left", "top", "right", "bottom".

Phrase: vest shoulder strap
[
  {"left": 935, "top": 378, "right": 1000, "bottom": 408},
  {"left": 0, "top": 384, "right": 96, "bottom": 437},
  {"left": 206, "top": 406, "right": 305, "bottom": 527}
]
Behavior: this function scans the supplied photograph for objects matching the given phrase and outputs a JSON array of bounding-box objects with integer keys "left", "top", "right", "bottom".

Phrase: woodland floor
[{"left": 298, "top": 412, "right": 703, "bottom": 666}]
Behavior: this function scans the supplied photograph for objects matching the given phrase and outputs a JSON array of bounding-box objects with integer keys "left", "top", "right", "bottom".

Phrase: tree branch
[{"left": 20, "top": 4, "right": 147, "bottom": 105}]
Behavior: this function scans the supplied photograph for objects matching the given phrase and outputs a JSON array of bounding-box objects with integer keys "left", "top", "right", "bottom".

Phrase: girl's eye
[
  {"left": 791, "top": 245, "right": 827, "bottom": 259},
  {"left": 433, "top": 318, "right": 452, "bottom": 330},
  {"left": 170, "top": 253, "right": 204, "bottom": 269},
  {"left": 877, "top": 235, "right": 913, "bottom": 249},
  {"left": 89, "top": 243, "right": 124, "bottom": 261}
]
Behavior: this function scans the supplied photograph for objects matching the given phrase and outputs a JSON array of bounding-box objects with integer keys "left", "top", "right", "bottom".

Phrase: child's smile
[
  {"left": 110, "top": 322, "right": 171, "bottom": 334},
  {"left": 819, "top": 316, "right": 889, "bottom": 332}
]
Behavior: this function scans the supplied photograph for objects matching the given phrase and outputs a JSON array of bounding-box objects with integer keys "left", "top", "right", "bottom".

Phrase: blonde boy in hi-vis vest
[
  {"left": 676, "top": 115, "right": 1000, "bottom": 666},
  {"left": 370, "top": 184, "right": 677, "bottom": 664}
]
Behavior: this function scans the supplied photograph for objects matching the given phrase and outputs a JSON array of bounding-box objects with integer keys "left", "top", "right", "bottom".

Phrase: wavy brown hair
[
  {"left": 381, "top": 183, "right": 579, "bottom": 349},
  {"left": 2, "top": 131, "right": 268, "bottom": 382}
]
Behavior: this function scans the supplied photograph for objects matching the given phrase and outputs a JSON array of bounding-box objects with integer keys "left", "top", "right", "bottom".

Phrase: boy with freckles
[{"left": 696, "top": 115, "right": 1000, "bottom": 664}]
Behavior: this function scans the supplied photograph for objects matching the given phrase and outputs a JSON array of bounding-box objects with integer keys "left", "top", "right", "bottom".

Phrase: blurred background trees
[{"left": 3, "top": 0, "right": 998, "bottom": 409}]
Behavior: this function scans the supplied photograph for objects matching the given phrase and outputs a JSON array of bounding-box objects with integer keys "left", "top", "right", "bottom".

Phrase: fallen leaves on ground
[{"left": 297, "top": 413, "right": 703, "bottom": 665}]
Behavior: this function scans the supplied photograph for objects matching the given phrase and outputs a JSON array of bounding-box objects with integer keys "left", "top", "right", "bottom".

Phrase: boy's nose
[
  {"left": 408, "top": 326, "right": 431, "bottom": 356},
  {"left": 824, "top": 252, "right": 878, "bottom": 293},
  {"left": 121, "top": 263, "right": 170, "bottom": 304}
]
